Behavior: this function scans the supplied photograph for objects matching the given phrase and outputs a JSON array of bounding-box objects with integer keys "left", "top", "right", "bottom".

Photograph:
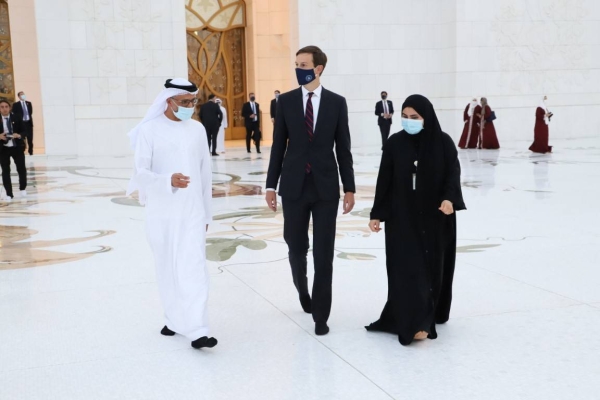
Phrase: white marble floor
[{"left": 1, "top": 138, "right": 600, "bottom": 400}]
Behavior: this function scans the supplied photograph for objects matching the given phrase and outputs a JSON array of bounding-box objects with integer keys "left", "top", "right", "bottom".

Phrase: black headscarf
[{"left": 401, "top": 94, "right": 446, "bottom": 210}]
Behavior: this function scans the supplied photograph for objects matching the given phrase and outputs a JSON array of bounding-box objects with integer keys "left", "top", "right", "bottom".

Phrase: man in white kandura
[
  {"left": 215, "top": 98, "right": 228, "bottom": 154},
  {"left": 126, "top": 78, "right": 217, "bottom": 350}
]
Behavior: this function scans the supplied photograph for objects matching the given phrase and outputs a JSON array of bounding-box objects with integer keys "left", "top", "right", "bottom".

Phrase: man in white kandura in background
[
  {"left": 215, "top": 98, "right": 227, "bottom": 154},
  {"left": 127, "top": 78, "right": 217, "bottom": 350}
]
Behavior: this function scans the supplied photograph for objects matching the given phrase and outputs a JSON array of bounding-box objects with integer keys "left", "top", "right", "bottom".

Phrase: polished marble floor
[{"left": 1, "top": 138, "right": 600, "bottom": 399}]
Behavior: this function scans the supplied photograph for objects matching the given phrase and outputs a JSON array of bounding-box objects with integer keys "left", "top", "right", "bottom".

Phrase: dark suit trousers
[
  {"left": 379, "top": 120, "right": 391, "bottom": 147},
  {"left": 245, "top": 122, "right": 260, "bottom": 152},
  {"left": 0, "top": 146, "right": 27, "bottom": 197},
  {"left": 205, "top": 126, "right": 219, "bottom": 154},
  {"left": 282, "top": 175, "right": 339, "bottom": 323},
  {"left": 22, "top": 121, "right": 33, "bottom": 155}
]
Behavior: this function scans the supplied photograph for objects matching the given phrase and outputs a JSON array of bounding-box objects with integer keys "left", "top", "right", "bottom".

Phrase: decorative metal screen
[{"left": 186, "top": 1, "right": 247, "bottom": 136}]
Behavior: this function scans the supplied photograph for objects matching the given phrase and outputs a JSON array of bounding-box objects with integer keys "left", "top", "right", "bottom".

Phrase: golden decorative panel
[
  {"left": 186, "top": 0, "right": 245, "bottom": 32},
  {"left": 186, "top": 0, "right": 247, "bottom": 138},
  {"left": 0, "top": 0, "right": 15, "bottom": 100}
]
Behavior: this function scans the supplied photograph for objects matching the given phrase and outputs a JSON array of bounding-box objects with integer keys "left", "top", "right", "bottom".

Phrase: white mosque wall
[
  {"left": 297, "top": 0, "right": 600, "bottom": 149},
  {"left": 35, "top": 0, "right": 188, "bottom": 156}
]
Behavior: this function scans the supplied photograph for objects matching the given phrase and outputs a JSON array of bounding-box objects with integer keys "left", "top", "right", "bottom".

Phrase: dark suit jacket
[
  {"left": 270, "top": 99, "right": 277, "bottom": 119},
  {"left": 242, "top": 102, "right": 261, "bottom": 127},
  {"left": 0, "top": 113, "right": 24, "bottom": 151},
  {"left": 375, "top": 100, "right": 394, "bottom": 126},
  {"left": 12, "top": 101, "right": 33, "bottom": 125},
  {"left": 199, "top": 101, "right": 223, "bottom": 129},
  {"left": 266, "top": 87, "right": 355, "bottom": 201}
]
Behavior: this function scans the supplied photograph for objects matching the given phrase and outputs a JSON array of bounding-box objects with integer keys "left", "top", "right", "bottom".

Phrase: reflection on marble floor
[{"left": 1, "top": 139, "right": 600, "bottom": 399}]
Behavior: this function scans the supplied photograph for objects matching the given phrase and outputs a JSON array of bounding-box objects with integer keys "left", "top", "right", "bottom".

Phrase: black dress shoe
[
  {"left": 300, "top": 294, "right": 312, "bottom": 314},
  {"left": 212, "top": 153, "right": 219, "bottom": 156},
  {"left": 315, "top": 322, "right": 329, "bottom": 336},
  {"left": 160, "top": 326, "right": 176, "bottom": 336},
  {"left": 191, "top": 336, "right": 218, "bottom": 349}
]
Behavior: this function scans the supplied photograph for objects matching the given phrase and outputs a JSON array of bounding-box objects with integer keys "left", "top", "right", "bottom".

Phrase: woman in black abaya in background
[{"left": 366, "top": 94, "right": 466, "bottom": 346}]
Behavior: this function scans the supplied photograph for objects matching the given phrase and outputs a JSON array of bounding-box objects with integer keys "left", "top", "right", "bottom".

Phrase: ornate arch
[{"left": 186, "top": 0, "right": 247, "bottom": 139}]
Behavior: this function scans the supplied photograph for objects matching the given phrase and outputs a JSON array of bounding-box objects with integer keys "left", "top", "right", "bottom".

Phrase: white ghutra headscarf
[
  {"left": 539, "top": 96, "right": 550, "bottom": 125},
  {"left": 126, "top": 78, "right": 199, "bottom": 202},
  {"left": 467, "top": 98, "right": 479, "bottom": 117}
]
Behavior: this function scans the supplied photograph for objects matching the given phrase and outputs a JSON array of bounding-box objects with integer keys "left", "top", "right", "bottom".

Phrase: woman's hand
[
  {"left": 439, "top": 200, "right": 454, "bottom": 215},
  {"left": 369, "top": 219, "right": 382, "bottom": 233}
]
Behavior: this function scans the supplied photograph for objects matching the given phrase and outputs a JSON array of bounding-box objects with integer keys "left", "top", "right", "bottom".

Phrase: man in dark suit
[
  {"left": 241, "top": 93, "right": 261, "bottom": 154},
  {"left": 265, "top": 46, "right": 356, "bottom": 336},
  {"left": 375, "top": 91, "right": 394, "bottom": 148},
  {"left": 269, "top": 90, "right": 280, "bottom": 143},
  {"left": 12, "top": 91, "right": 34, "bottom": 155},
  {"left": 0, "top": 99, "right": 27, "bottom": 201},
  {"left": 270, "top": 90, "right": 280, "bottom": 124},
  {"left": 199, "top": 94, "right": 223, "bottom": 156}
]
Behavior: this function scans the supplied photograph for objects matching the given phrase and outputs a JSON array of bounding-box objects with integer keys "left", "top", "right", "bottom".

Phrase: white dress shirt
[
  {"left": 2, "top": 116, "right": 14, "bottom": 147},
  {"left": 266, "top": 85, "right": 323, "bottom": 192},
  {"left": 302, "top": 84, "right": 322, "bottom": 131}
]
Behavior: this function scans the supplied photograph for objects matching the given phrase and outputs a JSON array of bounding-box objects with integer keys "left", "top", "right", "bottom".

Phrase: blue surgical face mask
[
  {"left": 171, "top": 104, "right": 194, "bottom": 121},
  {"left": 275, "top": 93, "right": 280, "bottom": 99},
  {"left": 402, "top": 118, "right": 424, "bottom": 135},
  {"left": 295, "top": 68, "right": 316, "bottom": 86},
  {"left": 20, "top": 95, "right": 26, "bottom": 101}
]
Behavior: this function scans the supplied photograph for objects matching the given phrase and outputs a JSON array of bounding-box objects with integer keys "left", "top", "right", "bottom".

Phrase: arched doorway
[
  {"left": 0, "top": 0, "right": 15, "bottom": 100},
  {"left": 185, "top": 0, "right": 247, "bottom": 140}
]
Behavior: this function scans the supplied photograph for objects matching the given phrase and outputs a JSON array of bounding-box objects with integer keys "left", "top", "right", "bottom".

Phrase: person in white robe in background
[
  {"left": 215, "top": 98, "right": 228, "bottom": 154},
  {"left": 126, "top": 78, "right": 218, "bottom": 349}
]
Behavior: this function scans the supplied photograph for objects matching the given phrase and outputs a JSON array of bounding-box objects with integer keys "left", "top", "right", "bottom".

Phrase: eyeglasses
[{"left": 171, "top": 97, "right": 198, "bottom": 107}]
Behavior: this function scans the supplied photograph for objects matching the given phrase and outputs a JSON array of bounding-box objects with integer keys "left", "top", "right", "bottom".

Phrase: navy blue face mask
[{"left": 295, "top": 68, "right": 316, "bottom": 86}]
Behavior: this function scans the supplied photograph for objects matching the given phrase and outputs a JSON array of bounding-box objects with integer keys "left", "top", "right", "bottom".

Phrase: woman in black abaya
[{"left": 366, "top": 94, "right": 466, "bottom": 346}]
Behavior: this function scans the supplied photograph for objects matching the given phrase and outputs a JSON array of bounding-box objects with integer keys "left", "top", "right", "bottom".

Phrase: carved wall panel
[
  {"left": 186, "top": 0, "right": 247, "bottom": 139},
  {"left": 0, "top": 0, "right": 15, "bottom": 99}
]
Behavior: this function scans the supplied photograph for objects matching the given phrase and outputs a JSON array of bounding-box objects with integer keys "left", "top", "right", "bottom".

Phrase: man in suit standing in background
[
  {"left": 0, "top": 99, "right": 27, "bottom": 201},
  {"left": 199, "top": 94, "right": 223, "bottom": 156},
  {"left": 270, "top": 90, "right": 280, "bottom": 124},
  {"left": 375, "top": 91, "right": 394, "bottom": 148},
  {"left": 12, "top": 91, "right": 34, "bottom": 156},
  {"left": 265, "top": 45, "right": 356, "bottom": 336},
  {"left": 241, "top": 93, "right": 261, "bottom": 154}
]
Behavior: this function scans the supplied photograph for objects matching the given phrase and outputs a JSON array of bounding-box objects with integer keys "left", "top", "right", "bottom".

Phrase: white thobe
[
  {"left": 216, "top": 106, "right": 228, "bottom": 153},
  {"left": 132, "top": 114, "right": 213, "bottom": 340}
]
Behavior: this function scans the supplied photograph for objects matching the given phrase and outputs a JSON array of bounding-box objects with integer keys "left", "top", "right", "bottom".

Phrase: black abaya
[{"left": 366, "top": 95, "right": 466, "bottom": 346}]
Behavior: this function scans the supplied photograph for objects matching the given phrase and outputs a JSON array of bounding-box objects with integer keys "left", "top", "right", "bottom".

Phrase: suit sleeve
[
  {"left": 335, "top": 98, "right": 355, "bottom": 193},
  {"left": 265, "top": 98, "right": 289, "bottom": 190},
  {"left": 375, "top": 102, "right": 381, "bottom": 116},
  {"left": 389, "top": 101, "right": 394, "bottom": 114},
  {"left": 270, "top": 100, "right": 276, "bottom": 119},
  {"left": 217, "top": 106, "right": 223, "bottom": 123},
  {"left": 241, "top": 103, "right": 250, "bottom": 118},
  {"left": 199, "top": 105, "right": 205, "bottom": 122}
]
